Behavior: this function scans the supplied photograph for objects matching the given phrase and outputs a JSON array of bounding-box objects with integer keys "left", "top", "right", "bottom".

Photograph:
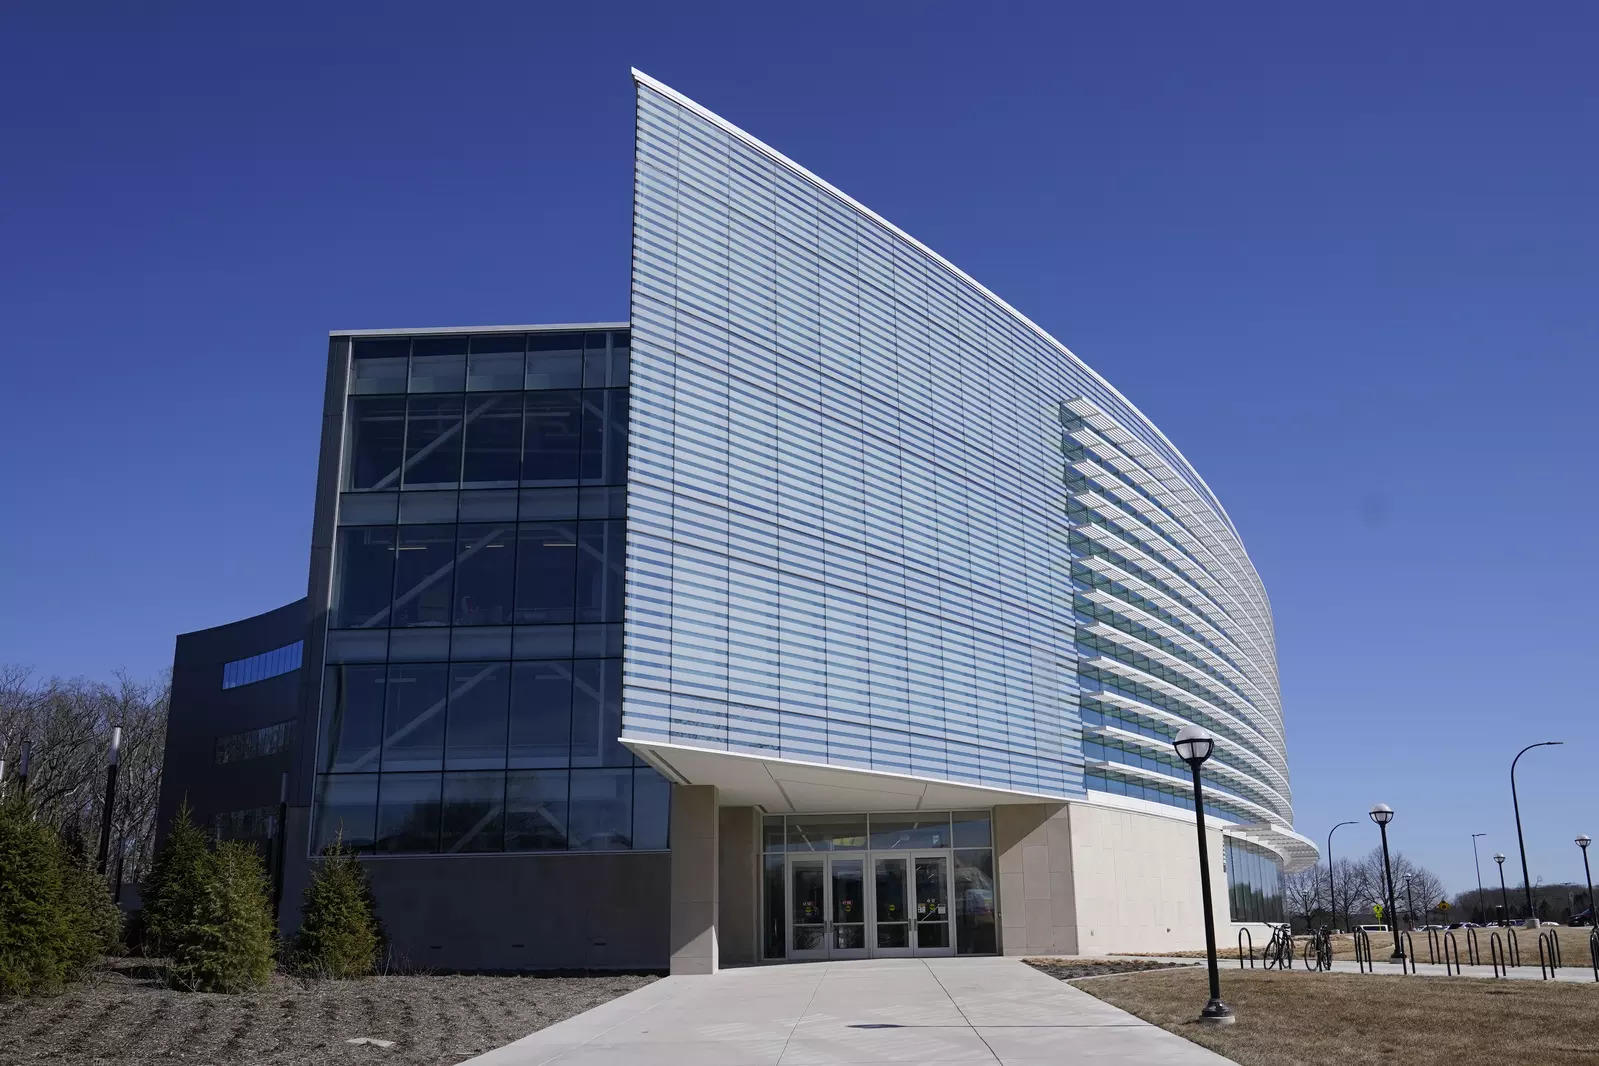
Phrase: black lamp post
[
  {"left": 1328, "top": 820, "right": 1357, "bottom": 932},
  {"left": 96, "top": 727, "right": 122, "bottom": 875},
  {"left": 1173, "top": 724, "right": 1233, "bottom": 1026},
  {"left": 1369, "top": 804, "right": 1404, "bottom": 961},
  {"left": 1494, "top": 853, "right": 1510, "bottom": 925},
  {"left": 1470, "top": 833, "right": 1487, "bottom": 924},
  {"left": 1510, "top": 741, "right": 1563, "bottom": 928},
  {"left": 16, "top": 739, "right": 29, "bottom": 799},
  {"left": 1578, "top": 835, "right": 1593, "bottom": 928}
]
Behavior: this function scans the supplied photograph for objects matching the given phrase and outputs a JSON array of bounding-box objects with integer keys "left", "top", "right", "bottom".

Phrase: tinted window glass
[
  {"left": 462, "top": 393, "right": 523, "bottom": 486},
  {"left": 467, "top": 333, "right": 525, "bottom": 391},
  {"left": 351, "top": 337, "right": 409, "bottom": 394},
  {"left": 569, "top": 658, "right": 626, "bottom": 767},
  {"left": 318, "top": 665, "right": 386, "bottom": 772},
  {"left": 442, "top": 771, "right": 504, "bottom": 853},
  {"left": 506, "top": 770, "right": 568, "bottom": 850},
  {"left": 515, "top": 522, "right": 576, "bottom": 623},
  {"left": 525, "top": 332, "right": 583, "bottom": 389},
  {"left": 347, "top": 397, "right": 407, "bottom": 489},
  {"left": 633, "top": 767, "right": 670, "bottom": 849},
  {"left": 382, "top": 663, "right": 447, "bottom": 771},
  {"left": 332, "top": 526, "right": 396, "bottom": 629},
  {"left": 580, "top": 390, "right": 628, "bottom": 485},
  {"left": 568, "top": 767, "right": 631, "bottom": 850},
  {"left": 445, "top": 662, "right": 509, "bottom": 770},
  {"left": 575, "top": 519, "right": 625, "bottom": 624},
  {"left": 313, "top": 774, "right": 378, "bottom": 854},
  {"left": 453, "top": 522, "right": 515, "bottom": 626},
  {"left": 508, "top": 660, "right": 572, "bottom": 767},
  {"left": 403, "top": 395, "right": 464, "bottom": 488},
  {"left": 376, "top": 772, "right": 441, "bottom": 853},
  {"left": 522, "top": 391, "right": 582, "bottom": 483},
  {"left": 409, "top": 335, "right": 466, "bottom": 392},
  {"left": 391, "top": 525, "right": 454, "bottom": 627}
]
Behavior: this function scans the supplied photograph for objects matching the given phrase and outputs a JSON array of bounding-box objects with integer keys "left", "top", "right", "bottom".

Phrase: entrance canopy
[{"left": 626, "top": 739, "right": 1069, "bottom": 813}]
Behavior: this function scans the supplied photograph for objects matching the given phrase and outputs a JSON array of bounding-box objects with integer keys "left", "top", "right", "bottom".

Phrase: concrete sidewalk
[{"left": 461, "top": 956, "right": 1228, "bottom": 1065}]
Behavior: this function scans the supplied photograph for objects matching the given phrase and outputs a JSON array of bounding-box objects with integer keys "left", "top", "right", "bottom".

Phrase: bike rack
[
  {"left": 1506, "top": 927, "right": 1521, "bottom": 968},
  {"left": 1354, "top": 928, "right": 1373, "bottom": 974},
  {"left": 1489, "top": 931, "right": 1506, "bottom": 978},
  {"left": 1442, "top": 930, "right": 1461, "bottom": 976},
  {"left": 1237, "top": 926, "right": 1254, "bottom": 970},
  {"left": 1402, "top": 932, "right": 1417, "bottom": 973},
  {"left": 1465, "top": 926, "right": 1481, "bottom": 967},
  {"left": 1424, "top": 927, "right": 1440, "bottom": 965},
  {"left": 1536, "top": 930, "right": 1561, "bottom": 979}
]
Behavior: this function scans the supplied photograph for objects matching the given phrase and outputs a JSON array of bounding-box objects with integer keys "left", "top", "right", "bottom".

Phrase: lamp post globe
[
  {"left": 1170, "top": 726, "right": 1231, "bottom": 1026},
  {"left": 1368, "top": 805, "right": 1404, "bottom": 960}
]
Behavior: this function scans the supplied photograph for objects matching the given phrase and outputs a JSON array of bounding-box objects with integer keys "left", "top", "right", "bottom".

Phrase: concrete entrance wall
[{"left": 995, "top": 800, "right": 1230, "bottom": 957}]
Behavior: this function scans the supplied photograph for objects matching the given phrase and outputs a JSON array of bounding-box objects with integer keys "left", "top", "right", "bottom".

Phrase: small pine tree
[
  {"left": 294, "top": 836, "right": 383, "bottom": 978},
  {"left": 141, "top": 800, "right": 210, "bottom": 957},
  {"left": 56, "top": 841, "right": 124, "bottom": 967},
  {"left": 169, "top": 841, "right": 275, "bottom": 993},
  {"left": 0, "top": 799, "right": 73, "bottom": 996}
]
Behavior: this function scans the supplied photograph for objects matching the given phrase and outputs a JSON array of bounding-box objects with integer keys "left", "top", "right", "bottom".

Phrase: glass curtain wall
[
  {"left": 1224, "top": 837, "right": 1285, "bottom": 923},
  {"left": 313, "top": 330, "right": 671, "bottom": 856}
]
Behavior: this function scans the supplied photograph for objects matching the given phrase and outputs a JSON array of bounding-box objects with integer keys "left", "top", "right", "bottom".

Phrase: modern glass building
[{"left": 158, "top": 71, "right": 1312, "bottom": 974}]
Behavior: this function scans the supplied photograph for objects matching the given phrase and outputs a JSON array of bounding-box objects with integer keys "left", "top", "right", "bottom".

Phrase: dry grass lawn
[{"left": 1071, "top": 966, "right": 1599, "bottom": 1066}]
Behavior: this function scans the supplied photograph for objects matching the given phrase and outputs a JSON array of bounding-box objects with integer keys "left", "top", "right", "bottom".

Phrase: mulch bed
[
  {"left": 0, "top": 957, "right": 655, "bottom": 1066},
  {"left": 1025, "top": 956, "right": 1194, "bottom": 980}
]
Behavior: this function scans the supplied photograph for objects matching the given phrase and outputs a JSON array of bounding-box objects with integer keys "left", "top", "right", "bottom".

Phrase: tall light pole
[
  {"left": 1369, "top": 804, "right": 1404, "bottom": 961},
  {"left": 1510, "top": 741, "right": 1563, "bottom": 927},
  {"left": 1173, "top": 725, "right": 1233, "bottom": 1026},
  {"left": 1327, "top": 820, "right": 1357, "bottom": 932},
  {"left": 95, "top": 727, "right": 122, "bottom": 875},
  {"left": 1494, "top": 853, "right": 1510, "bottom": 925},
  {"left": 1470, "top": 833, "right": 1487, "bottom": 924},
  {"left": 16, "top": 739, "right": 29, "bottom": 798},
  {"left": 1578, "top": 835, "right": 1594, "bottom": 927}
]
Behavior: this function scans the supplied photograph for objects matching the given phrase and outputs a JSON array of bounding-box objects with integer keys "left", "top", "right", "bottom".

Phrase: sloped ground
[{"left": 0, "top": 957, "right": 655, "bottom": 1066}]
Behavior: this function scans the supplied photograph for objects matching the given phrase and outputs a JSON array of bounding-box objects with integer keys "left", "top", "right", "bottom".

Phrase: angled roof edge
[{"left": 630, "top": 67, "right": 1246, "bottom": 546}]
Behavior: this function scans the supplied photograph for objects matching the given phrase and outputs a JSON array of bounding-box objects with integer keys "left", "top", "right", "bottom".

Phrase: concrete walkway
[{"left": 461, "top": 957, "right": 1228, "bottom": 1065}]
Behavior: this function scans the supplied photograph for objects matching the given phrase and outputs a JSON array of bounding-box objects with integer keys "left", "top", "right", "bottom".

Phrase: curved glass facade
[{"left": 624, "top": 74, "right": 1297, "bottom": 858}]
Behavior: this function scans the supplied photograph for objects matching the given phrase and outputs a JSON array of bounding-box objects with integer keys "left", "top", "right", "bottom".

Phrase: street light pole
[
  {"left": 1578, "top": 836, "right": 1594, "bottom": 927},
  {"left": 1370, "top": 804, "right": 1404, "bottom": 961},
  {"left": 1470, "top": 833, "right": 1487, "bottom": 924},
  {"left": 1328, "top": 820, "right": 1357, "bottom": 932},
  {"left": 1173, "top": 725, "right": 1234, "bottom": 1026},
  {"left": 1494, "top": 853, "right": 1509, "bottom": 925},
  {"left": 96, "top": 727, "right": 122, "bottom": 875},
  {"left": 16, "top": 739, "right": 29, "bottom": 799},
  {"left": 1510, "top": 741, "right": 1563, "bottom": 927}
]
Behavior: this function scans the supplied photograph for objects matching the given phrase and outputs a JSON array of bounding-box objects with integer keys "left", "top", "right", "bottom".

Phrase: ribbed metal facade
[{"left": 623, "top": 73, "right": 1294, "bottom": 837}]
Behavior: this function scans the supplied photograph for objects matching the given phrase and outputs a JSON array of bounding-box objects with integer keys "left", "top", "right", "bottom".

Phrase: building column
[
  {"left": 669, "top": 783, "right": 719, "bottom": 974},
  {"left": 717, "top": 806, "right": 759, "bottom": 966}
]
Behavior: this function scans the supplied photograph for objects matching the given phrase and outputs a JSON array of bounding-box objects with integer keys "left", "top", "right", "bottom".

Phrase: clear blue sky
[{"left": 3, "top": 2, "right": 1594, "bottom": 899}]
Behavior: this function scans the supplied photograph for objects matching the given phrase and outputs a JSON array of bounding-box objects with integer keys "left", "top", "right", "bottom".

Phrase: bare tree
[
  {"left": 0, "top": 667, "right": 169, "bottom": 886},
  {"left": 1282, "top": 863, "right": 1329, "bottom": 931}
]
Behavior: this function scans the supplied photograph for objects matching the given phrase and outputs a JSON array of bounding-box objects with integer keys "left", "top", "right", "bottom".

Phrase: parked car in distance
[
  {"left": 1357, "top": 924, "right": 1388, "bottom": 932},
  {"left": 1539, "top": 921, "right": 1559, "bottom": 927}
]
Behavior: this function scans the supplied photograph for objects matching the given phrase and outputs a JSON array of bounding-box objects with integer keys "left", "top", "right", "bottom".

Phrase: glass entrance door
[
  {"left": 789, "top": 858, "right": 828, "bottom": 960},
  {"left": 913, "top": 854, "right": 955, "bottom": 956},
  {"left": 788, "top": 855, "right": 868, "bottom": 960},
  {"left": 874, "top": 856, "right": 912, "bottom": 955}
]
